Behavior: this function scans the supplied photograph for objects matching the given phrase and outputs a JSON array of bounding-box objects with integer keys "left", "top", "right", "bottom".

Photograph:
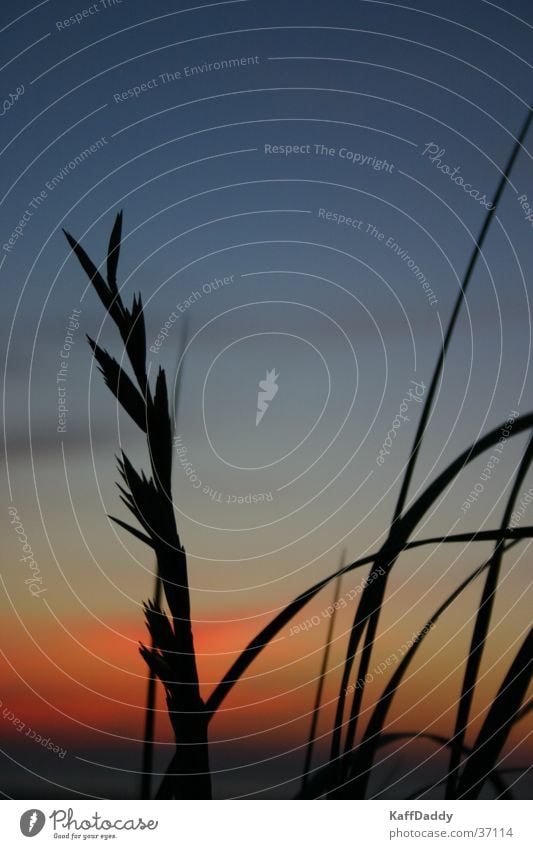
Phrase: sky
[{"left": 1, "top": 0, "right": 532, "bottom": 799}]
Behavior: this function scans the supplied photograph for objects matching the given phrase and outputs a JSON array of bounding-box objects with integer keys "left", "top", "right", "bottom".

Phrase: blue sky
[{"left": 1, "top": 0, "right": 532, "bottom": 799}]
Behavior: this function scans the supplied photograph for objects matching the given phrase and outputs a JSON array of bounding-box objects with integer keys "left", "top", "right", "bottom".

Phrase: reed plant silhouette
[
  {"left": 65, "top": 103, "right": 533, "bottom": 800},
  {"left": 64, "top": 215, "right": 211, "bottom": 799},
  {"left": 204, "top": 102, "right": 533, "bottom": 799}
]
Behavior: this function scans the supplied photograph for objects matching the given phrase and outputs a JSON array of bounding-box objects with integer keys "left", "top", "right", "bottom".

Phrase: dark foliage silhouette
[
  {"left": 63, "top": 101, "right": 533, "bottom": 800},
  {"left": 64, "top": 216, "right": 211, "bottom": 799}
]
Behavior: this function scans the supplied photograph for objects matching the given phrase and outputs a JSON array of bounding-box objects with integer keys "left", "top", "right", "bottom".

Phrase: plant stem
[
  {"left": 140, "top": 318, "right": 190, "bottom": 799},
  {"left": 301, "top": 550, "right": 345, "bottom": 796},
  {"left": 337, "top": 102, "right": 533, "bottom": 787},
  {"left": 446, "top": 433, "right": 533, "bottom": 797}
]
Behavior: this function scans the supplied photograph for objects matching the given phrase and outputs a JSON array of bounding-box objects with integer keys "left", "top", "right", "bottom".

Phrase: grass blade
[
  {"left": 335, "top": 103, "right": 533, "bottom": 778},
  {"left": 108, "top": 515, "right": 154, "bottom": 547},
  {"left": 343, "top": 540, "right": 520, "bottom": 798},
  {"left": 456, "top": 627, "right": 532, "bottom": 799},
  {"left": 332, "top": 415, "right": 533, "bottom": 783},
  {"left": 107, "top": 210, "right": 123, "bottom": 294},
  {"left": 297, "top": 731, "right": 511, "bottom": 799},
  {"left": 87, "top": 337, "right": 147, "bottom": 432},
  {"left": 301, "top": 549, "right": 345, "bottom": 795},
  {"left": 206, "top": 524, "right": 533, "bottom": 718},
  {"left": 142, "top": 317, "right": 189, "bottom": 799},
  {"left": 393, "top": 103, "right": 533, "bottom": 525},
  {"left": 379, "top": 732, "right": 512, "bottom": 799},
  {"left": 446, "top": 433, "right": 533, "bottom": 797},
  {"left": 66, "top": 217, "right": 211, "bottom": 799}
]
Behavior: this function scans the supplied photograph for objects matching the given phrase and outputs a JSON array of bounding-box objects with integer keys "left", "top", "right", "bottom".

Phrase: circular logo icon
[{"left": 20, "top": 810, "right": 46, "bottom": 837}]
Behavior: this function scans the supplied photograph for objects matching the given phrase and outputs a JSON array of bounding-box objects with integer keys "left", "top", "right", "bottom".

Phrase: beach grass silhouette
[
  {"left": 64, "top": 215, "right": 211, "bottom": 799},
  {"left": 63, "top": 102, "right": 533, "bottom": 800}
]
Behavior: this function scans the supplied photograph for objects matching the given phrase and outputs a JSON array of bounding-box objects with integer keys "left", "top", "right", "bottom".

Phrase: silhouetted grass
[
  {"left": 64, "top": 103, "right": 532, "bottom": 801},
  {"left": 344, "top": 540, "right": 522, "bottom": 798},
  {"left": 446, "top": 433, "right": 533, "bottom": 796},
  {"left": 327, "top": 102, "right": 533, "bottom": 797},
  {"left": 299, "top": 732, "right": 514, "bottom": 800},
  {"left": 300, "top": 549, "right": 345, "bottom": 796},
  {"left": 456, "top": 627, "right": 532, "bottom": 799},
  {"left": 64, "top": 216, "right": 211, "bottom": 799},
  {"left": 141, "top": 313, "right": 190, "bottom": 799},
  {"left": 207, "top": 466, "right": 533, "bottom": 719},
  {"left": 204, "top": 102, "right": 533, "bottom": 799}
]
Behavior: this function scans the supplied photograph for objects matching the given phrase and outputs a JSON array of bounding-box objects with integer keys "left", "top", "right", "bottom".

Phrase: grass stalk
[
  {"left": 325, "top": 417, "right": 533, "bottom": 795},
  {"left": 300, "top": 549, "right": 345, "bottom": 795},
  {"left": 377, "top": 732, "right": 512, "bottom": 799},
  {"left": 206, "top": 522, "right": 533, "bottom": 719},
  {"left": 140, "top": 314, "right": 190, "bottom": 799},
  {"left": 345, "top": 540, "right": 521, "bottom": 798},
  {"left": 335, "top": 103, "right": 533, "bottom": 786},
  {"left": 456, "top": 627, "right": 532, "bottom": 799},
  {"left": 65, "top": 215, "right": 211, "bottom": 799},
  {"left": 446, "top": 434, "right": 533, "bottom": 796}
]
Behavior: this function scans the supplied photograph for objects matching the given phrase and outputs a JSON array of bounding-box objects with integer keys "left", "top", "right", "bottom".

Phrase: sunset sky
[{"left": 1, "top": 0, "right": 532, "bottom": 799}]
